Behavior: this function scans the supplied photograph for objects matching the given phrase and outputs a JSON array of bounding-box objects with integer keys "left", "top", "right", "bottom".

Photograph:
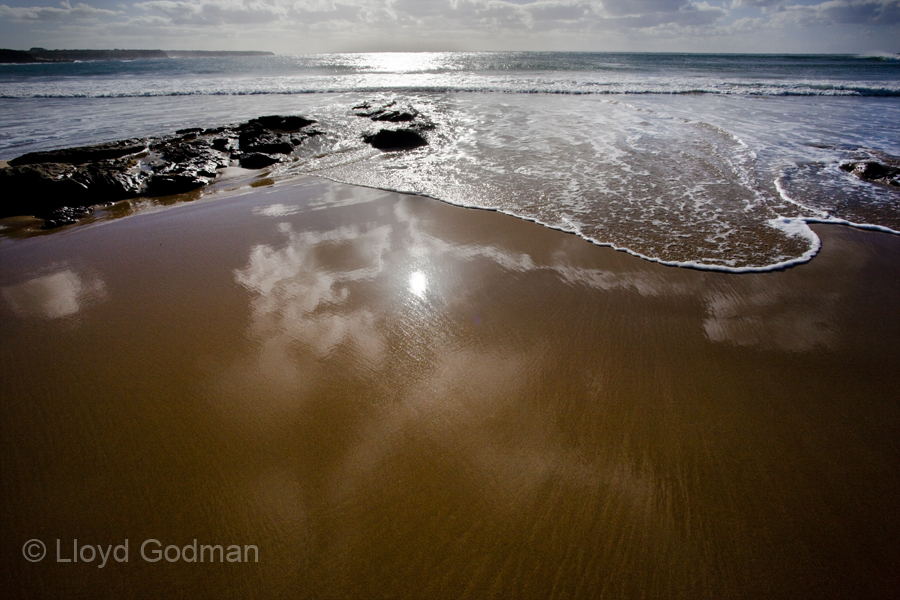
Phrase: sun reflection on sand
[{"left": 409, "top": 271, "right": 427, "bottom": 297}]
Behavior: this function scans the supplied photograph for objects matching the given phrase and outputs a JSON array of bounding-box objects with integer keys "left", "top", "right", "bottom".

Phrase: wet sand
[{"left": 2, "top": 176, "right": 899, "bottom": 599}]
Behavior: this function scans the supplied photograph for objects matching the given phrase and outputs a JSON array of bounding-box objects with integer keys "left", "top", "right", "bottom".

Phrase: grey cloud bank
[{"left": 0, "top": 0, "right": 898, "bottom": 53}]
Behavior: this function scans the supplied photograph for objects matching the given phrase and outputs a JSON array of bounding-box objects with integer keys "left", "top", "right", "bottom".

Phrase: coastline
[
  {"left": 3, "top": 106, "right": 896, "bottom": 272},
  {"left": 2, "top": 175, "right": 899, "bottom": 598},
  {"left": 4, "top": 87, "right": 897, "bottom": 272},
  {"left": 0, "top": 48, "right": 274, "bottom": 64}
]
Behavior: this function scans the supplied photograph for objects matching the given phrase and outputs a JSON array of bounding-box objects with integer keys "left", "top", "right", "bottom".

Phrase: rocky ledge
[
  {"left": 355, "top": 101, "right": 434, "bottom": 150},
  {"left": 840, "top": 159, "right": 900, "bottom": 187},
  {"left": 1, "top": 103, "right": 433, "bottom": 228}
]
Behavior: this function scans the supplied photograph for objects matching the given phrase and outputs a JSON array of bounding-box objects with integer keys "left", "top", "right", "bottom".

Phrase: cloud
[
  {"left": 1, "top": 0, "right": 896, "bottom": 50},
  {"left": 0, "top": 0, "right": 117, "bottom": 20},
  {"left": 733, "top": 0, "right": 900, "bottom": 25},
  {"left": 731, "top": 0, "right": 782, "bottom": 8},
  {"left": 527, "top": 0, "right": 592, "bottom": 21},
  {"left": 727, "top": 15, "right": 765, "bottom": 29},
  {"left": 121, "top": 0, "right": 728, "bottom": 32},
  {"left": 135, "top": 0, "right": 288, "bottom": 25},
  {"left": 780, "top": 0, "right": 900, "bottom": 25},
  {"left": 600, "top": 0, "right": 691, "bottom": 16},
  {"left": 606, "top": 2, "right": 727, "bottom": 27}
]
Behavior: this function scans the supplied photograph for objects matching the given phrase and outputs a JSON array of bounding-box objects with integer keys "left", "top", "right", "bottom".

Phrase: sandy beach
[{"left": 1, "top": 175, "right": 899, "bottom": 598}]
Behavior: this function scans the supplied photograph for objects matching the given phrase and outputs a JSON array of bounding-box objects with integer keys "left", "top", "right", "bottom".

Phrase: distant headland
[{"left": 0, "top": 48, "right": 275, "bottom": 64}]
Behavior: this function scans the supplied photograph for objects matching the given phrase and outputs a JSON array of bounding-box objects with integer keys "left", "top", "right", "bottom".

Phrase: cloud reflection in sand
[
  {"left": 235, "top": 188, "right": 848, "bottom": 413},
  {"left": 235, "top": 220, "right": 391, "bottom": 372},
  {"left": 1, "top": 266, "right": 107, "bottom": 319},
  {"left": 702, "top": 285, "right": 838, "bottom": 352}
]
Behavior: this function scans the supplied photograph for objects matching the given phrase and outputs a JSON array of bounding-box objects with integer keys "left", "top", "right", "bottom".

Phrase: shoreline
[
  {"left": 7, "top": 159, "right": 900, "bottom": 274},
  {"left": 2, "top": 98, "right": 897, "bottom": 272}
]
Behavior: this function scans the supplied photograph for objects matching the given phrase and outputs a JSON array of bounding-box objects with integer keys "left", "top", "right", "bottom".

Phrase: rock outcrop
[
  {"left": 363, "top": 129, "right": 428, "bottom": 151},
  {"left": 354, "top": 100, "right": 434, "bottom": 151},
  {"left": 840, "top": 160, "right": 900, "bottom": 187},
  {"left": 9, "top": 139, "right": 147, "bottom": 166},
  {"left": 0, "top": 114, "right": 320, "bottom": 223},
  {"left": 145, "top": 136, "right": 230, "bottom": 196},
  {"left": 353, "top": 101, "right": 419, "bottom": 123},
  {"left": 41, "top": 206, "right": 95, "bottom": 230},
  {"left": 236, "top": 116, "right": 319, "bottom": 156},
  {"left": 0, "top": 160, "right": 145, "bottom": 224},
  {"left": 239, "top": 153, "right": 282, "bottom": 169},
  {"left": 1, "top": 105, "right": 433, "bottom": 228}
]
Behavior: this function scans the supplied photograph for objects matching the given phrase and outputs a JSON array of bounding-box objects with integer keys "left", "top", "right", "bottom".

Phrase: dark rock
[
  {"left": 353, "top": 100, "right": 395, "bottom": 115},
  {"left": 146, "top": 173, "right": 211, "bottom": 197},
  {"left": 150, "top": 132, "right": 202, "bottom": 150},
  {"left": 145, "top": 138, "right": 229, "bottom": 198},
  {"left": 363, "top": 129, "right": 428, "bottom": 151},
  {"left": 9, "top": 139, "right": 146, "bottom": 166},
  {"left": 144, "top": 147, "right": 224, "bottom": 195},
  {"left": 353, "top": 101, "right": 419, "bottom": 122},
  {"left": 40, "top": 206, "right": 93, "bottom": 229},
  {"left": 1, "top": 163, "right": 85, "bottom": 218},
  {"left": 840, "top": 160, "right": 900, "bottom": 186},
  {"left": 0, "top": 161, "right": 145, "bottom": 219},
  {"left": 155, "top": 140, "right": 229, "bottom": 177},
  {"left": 410, "top": 120, "right": 436, "bottom": 132},
  {"left": 372, "top": 108, "right": 419, "bottom": 122},
  {"left": 73, "top": 164, "right": 146, "bottom": 200},
  {"left": 242, "top": 133, "right": 294, "bottom": 155},
  {"left": 42, "top": 217, "right": 77, "bottom": 229},
  {"left": 239, "top": 153, "right": 281, "bottom": 169},
  {"left": 212, "top": 137, "right": 236, "bottom": 152},
  {"left": 1, "top": 110, "right": 363, "bottom": 223},
  {"left": 248, "top": 115, "right": 316, "bottom": 132},
  {"left": 238, "top": 123, "right": 295, "bottom": 155}
]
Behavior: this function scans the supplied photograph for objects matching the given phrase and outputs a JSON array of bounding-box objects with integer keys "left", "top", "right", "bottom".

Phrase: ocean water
[{"left": 1, "top": 52, "right": 898, "bottom": 270}]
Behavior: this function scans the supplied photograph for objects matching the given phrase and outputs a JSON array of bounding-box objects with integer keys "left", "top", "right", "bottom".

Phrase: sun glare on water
[{"left": 348, "top": 52, "right": 454, "bottom": 73}]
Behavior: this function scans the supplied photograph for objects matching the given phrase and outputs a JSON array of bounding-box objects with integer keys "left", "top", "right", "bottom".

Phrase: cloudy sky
[{"left": 1, "top": 0, "right": 898, "bottom": 54}]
